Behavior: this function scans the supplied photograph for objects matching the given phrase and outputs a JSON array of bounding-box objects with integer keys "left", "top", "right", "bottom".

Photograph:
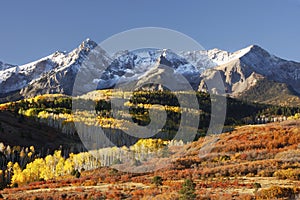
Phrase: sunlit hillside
[{"left": 0, "top": 91, "right": 299, "bottom": 199}]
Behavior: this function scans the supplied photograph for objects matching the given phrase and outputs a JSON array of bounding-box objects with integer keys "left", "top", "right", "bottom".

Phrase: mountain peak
[
  {"left": 1, "top": 39, "right": 300, "bottom": 103},
  {"left": 231, "top": 44, "right": 270, "bottom": 61},
  {"left": 79, "top": 38, "right": 98, "bottom": 50},
  {"left": 248, "top": 44, "right": 268, "bottom": 53},
  {"left": 0, "top": 61, "right": 17, "bottom": 71}
]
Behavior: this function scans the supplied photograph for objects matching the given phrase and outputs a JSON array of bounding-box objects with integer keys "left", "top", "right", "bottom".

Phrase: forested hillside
[
  {"left": 1, "top": 119, "right": 299, "bottom": 199},
  {"left": 0, "top": 90, "right": 300, "bottom": 199}
]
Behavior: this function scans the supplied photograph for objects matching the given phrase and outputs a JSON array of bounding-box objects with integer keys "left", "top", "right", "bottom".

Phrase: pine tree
[
  {"left": 152, "top": 176, "right": 163, "bottom": 187},
  {"left": 179, "top": 179, "right": 196, "bottom": 200}
]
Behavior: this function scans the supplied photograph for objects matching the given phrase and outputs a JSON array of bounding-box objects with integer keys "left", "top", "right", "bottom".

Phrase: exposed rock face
[
  {"left": 199, "top": 45, "right": 300, "bottom": 98},
  {"left": 1, "top": 40, "right": 300, "bottom": 103}
]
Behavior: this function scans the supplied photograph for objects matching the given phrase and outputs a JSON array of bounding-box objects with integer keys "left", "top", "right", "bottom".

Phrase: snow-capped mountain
[
  {"left": 198, "top": 45, "right": 300, "bottom": 98},
  {"left": 1, "top": 38, "right": 300, "bottom": 104},
  {"left": 97, "top": 48, "right": 202, "bottom": 91},
  {"left": 0, "top": 61, "right": 16, "bottom": 71},
  {"left": 20, "top": 39, "right": 112, "bottom": 97},
  {"left": 0, "top": 39, "right": 111, "bottom": 99}
]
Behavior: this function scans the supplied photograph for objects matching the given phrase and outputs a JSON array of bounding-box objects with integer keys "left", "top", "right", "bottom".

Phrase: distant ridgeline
[{"left": 1, "top": 90, "right": 299, "bottom": 147}]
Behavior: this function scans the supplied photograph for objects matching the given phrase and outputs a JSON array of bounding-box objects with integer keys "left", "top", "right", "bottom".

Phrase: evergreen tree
[
  {"left": 179, "top": 178, "right": 196, "bottom": 200},
  {"left": 152, "top": 176, "right": 163, "bottom": 187}
]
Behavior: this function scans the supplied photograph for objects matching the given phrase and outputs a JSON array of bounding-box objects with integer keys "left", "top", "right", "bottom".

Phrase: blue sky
[{"left": 0, "top": 0, "right": 299, "bottom": 65}]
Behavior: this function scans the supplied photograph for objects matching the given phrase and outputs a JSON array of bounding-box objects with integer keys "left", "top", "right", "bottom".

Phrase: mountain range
[{"left": 1, "top": 38, "right": 300, "bottom": 105}]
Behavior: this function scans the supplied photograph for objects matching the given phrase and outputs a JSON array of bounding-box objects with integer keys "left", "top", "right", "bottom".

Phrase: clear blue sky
[{"left": 0, "top": 0, "right": 299, "bottom": 65}]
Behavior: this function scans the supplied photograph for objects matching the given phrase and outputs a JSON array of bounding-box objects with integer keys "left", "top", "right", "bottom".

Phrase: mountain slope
[
  {"left": 0, "top": 110, "right": 82, "bottom": 152},
  {"left": 20, "top": 39, "right": 112, "bottom": 97},
  {"left": 199, "top": 45, "right": 300, "bottom": 104},
  {"left": 1, "top": 40, "right": 300, "bottom": 106},
  {"left": 0, "top": 61, "right": 16, "bottom": 71},
  {"left": 0, "top": 39, "right": 112, "bottom": 100},
  {"left": 238, "top": 78, "right": 300, "bottom": 106}
]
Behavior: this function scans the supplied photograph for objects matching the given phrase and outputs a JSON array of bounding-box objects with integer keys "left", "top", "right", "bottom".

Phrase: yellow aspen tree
[
  {"left": 29, "top": 146, "right": 35, "bottom": 154},
  {"left": 45, "top": 155, "right": 56, "bottom": 175},
  {"left": 63, "top": 158, "right": 74, "bottom": 175},
  {"left": 55, "top": 157, "right": 65, "bottom": 177},
  {"left": 11, "top": 163, "right": 24, "bottom": 185},
  {"left": 40, "top": 164, "right": 54, "bottom": 181},
  {"left": 6, "top": 161, "right": 13, "bottom": 183},
  {"left": 25, "top": 158, "right": 45, "bottom": 181},
  {"left": 73, "top": 153, "right": 84, "bottom": 170}
]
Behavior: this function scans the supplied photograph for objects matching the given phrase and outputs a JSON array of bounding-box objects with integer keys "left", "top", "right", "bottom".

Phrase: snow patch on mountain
[
  {"left": 1, "top": 39, "right": 300, "bottom": 101},
  {"left": 0, "top": 61, "right": 16, "bottom": 71},
  {"left": 199, "top": 45, "right": 300, "bottom": 96}
]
